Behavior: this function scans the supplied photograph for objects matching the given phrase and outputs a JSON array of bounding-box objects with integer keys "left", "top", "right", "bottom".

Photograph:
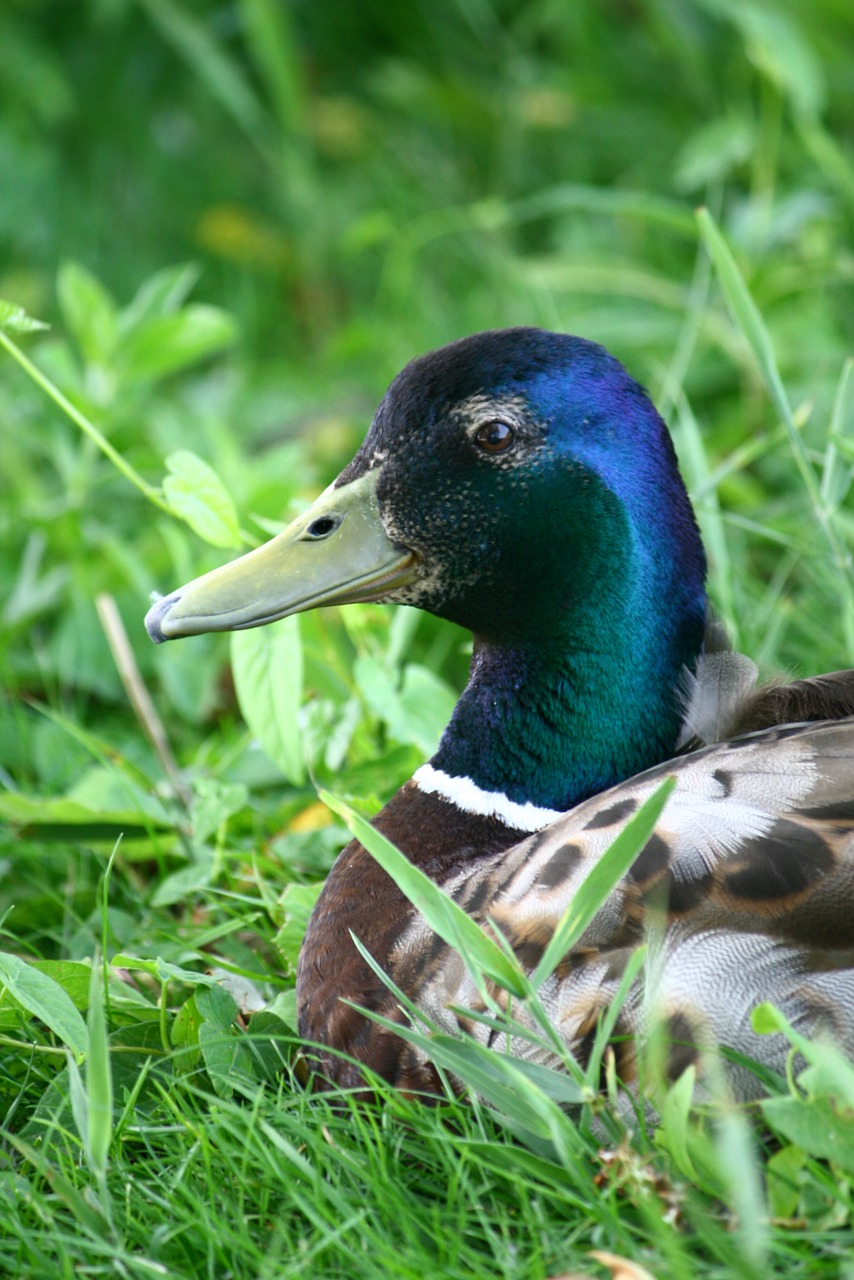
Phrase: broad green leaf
[
  {"left": 67, "top": 766, "right": 173, "bottom": 825},
  {"left": 150, "top": 854, "right": 215, "bottom": 907},
  {"left": 0, "top": 299, "right": 49, "bottom": 334},
  {"left": 0, "top": 953, "right": 87, "bottom": 1060},
  {"left": 397, "top": 665, "right": 458, "bottom": 754},
  {"left": 265, "top": 988, "right": 298, "bottom": 1031},
  {"left": 112, "top": 955, "right": 218, "bottom": 987},
  {"left": 190, "top": 778, "right": 249, "bottom": 844},
  {"left": 353, "top": 657, "right": 457, "bottom": 754},
  {"left": 31, "top": 961, "right": 92, "bottom": 1011},
  {"left": 321, "top": 791, "right": 527, "bottom": 997},
  {"left": 674, "top": 114, "right": 755, "bottom": 192},
  {"left": 752, "top": 1001, "right": 799, "bottom": 1039},
  {"left": 242, "top": 1010, "right": 292, "bottom": 1080},
  {"left": 117, "top": 304, "right": 236, "bottom": 381},
  {"left": 57, "top": 261, "right": 118, "bottom": 364},
  {"left": 322, "top": 696, "right": 362, "bottom": 772},
  {"left": 798, "top": 1049, "right": 854, "bottom": 1109},
  {"left": 195, "top": 984, "right": 239, "bottom": 1031},
  {"left": 0, "top": 812, "right": 169, "bottom": 854},
  {"left": 761, "top": 1096, "right": 854, "bottom": 1176},
  {"left": 531, "top": 777, "right": 676, "bottom": 988},
  {"left": 171, "top": 995, "right": 203, "bottom": 1073},
  {"left": 274, "top": 881, "right": 324, "bottom": 972},
  {"left": 386, "top": 604, "right": 422, "bottom": 668},
  {"left": 231, "top": 618, "right": 305, "bottom": 784},
  {"left": 656, "top": 1064, "right": 698, "bottom": 1180},
  {"left": 118, "top": 262, "right": 202, "bottom": 333},
  {"left": 765, "top": 1145, "right": 804, "bottom": 1221},
  {"left": 352, "top": 656, "right": 400, "bottom": 727},
  {"left": 162, "top": 449, "right": 241, "bottom": 548},
  {"left": 754, "top": 1001, "right": 854, "bottom": 1104},
  {"left": 198, "top": 1023, "right": 243, "bottom": 1097},
  {"left": 156, "top": 957, "right": 219, "bottom": 987}
]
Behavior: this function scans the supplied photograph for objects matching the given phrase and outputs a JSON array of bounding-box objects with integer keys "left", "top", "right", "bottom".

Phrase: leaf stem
[{"left": 0, "top": 328, "right": 171, "bottom": 513}]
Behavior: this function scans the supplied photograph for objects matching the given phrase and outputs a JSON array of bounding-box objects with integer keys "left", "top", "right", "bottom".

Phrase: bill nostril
[{"left": 305, "top": 515, "right": 341, "bottom": 539}]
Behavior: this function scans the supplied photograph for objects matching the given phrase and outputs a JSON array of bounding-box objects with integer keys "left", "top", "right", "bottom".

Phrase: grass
[
  {"left": 0, "top": 1079, "right": 709, "bottom": 1278},
  {"left": 2, "top": 2, "right": 854, "bottom": 1276}
]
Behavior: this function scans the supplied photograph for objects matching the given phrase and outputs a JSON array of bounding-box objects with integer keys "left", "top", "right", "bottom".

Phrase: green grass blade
[
  {"left": 821, "top": 357, "right": 854, "bottom": 512},
  {"left": 66, "top": 1052, "right": 89, "bottom": 1159},
  {"left": 346, "top": 990, "right": 584, "bottom": 1161},
  {"left": 139, "top": 0, "right": 270, "bottom": 146},
  {"left": 4, "top": 1134, "right": 112, "bottom": 1237},
  {"left": 714, "top": 1104, "right": 769, "bottom": 1268},
  {"left": 697, "top": 208, "right": 798, "bottom": 444},
  {"left": 698, "top": 205, "right": 854, "bottom": 645},
  {"left": 85, "top": 959, "right": 113, "bottom": 1179},
  {"left": 321, "top": 790, "right": 527, "bottom": 997},
  {"left": 799, "top": 119, "right": 854, "bottom": 211},
  {"left": 581, "top": 944, "right": 648, "bottom": 1094},
  {"left": 238, "top": 0, "right": 305, "bottom": 137},
  {"left": 530, "top": 777, "right": 675, "bottom": 989}
]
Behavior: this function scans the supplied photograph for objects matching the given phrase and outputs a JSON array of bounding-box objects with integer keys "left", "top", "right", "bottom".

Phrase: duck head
[
  {"left": 146, "top": 328, "right": 707, "bottom": 811},
  {"left": 147, "top": 327, "right": 703, "bottom": 644}
]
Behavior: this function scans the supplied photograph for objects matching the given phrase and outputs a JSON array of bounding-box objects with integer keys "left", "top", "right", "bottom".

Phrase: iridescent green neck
[
  {"left": 429, "top": 540, "right": 705, "bottom": 814},
  {"left": 430, "top": 638, "right": 687, "bottom": 815}
]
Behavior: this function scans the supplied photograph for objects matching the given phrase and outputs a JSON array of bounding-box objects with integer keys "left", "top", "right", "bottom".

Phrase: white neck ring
[{"left": 413, "top": 763, "right": 563, "bottom": 833}]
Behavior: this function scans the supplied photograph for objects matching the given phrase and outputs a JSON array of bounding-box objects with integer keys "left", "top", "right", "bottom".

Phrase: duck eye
[{"left": 473, "top": 421, "right": 515, "bottom": 454}]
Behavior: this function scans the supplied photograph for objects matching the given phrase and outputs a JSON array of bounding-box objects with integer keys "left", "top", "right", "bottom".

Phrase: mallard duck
[{"left": 145, "top": 328, "right": 854, "bottom": 1098}]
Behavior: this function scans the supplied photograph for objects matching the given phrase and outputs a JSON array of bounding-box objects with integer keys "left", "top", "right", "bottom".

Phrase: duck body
[{"left": 145, "top": 328, "right": 854, "bottom": 1097}]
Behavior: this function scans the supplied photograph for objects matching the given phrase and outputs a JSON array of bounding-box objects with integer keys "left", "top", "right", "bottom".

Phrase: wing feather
[{"left": 389, "top": 718, "right": 854, "bottom": 1094}]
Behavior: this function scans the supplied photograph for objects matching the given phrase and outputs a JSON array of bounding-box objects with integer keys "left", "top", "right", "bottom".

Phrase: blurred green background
[
  {"left": 2, "top": 0, "right": 854, "bottom": 857},
  {"left": 3, "top": 7, "right": 854, "bottom": 1269},
  {"left": 4, "top": 0, "right": 853, "bottom": 363}
]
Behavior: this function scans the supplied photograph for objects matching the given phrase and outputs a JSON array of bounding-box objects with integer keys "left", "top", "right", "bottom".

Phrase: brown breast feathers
[{"left": 296, "top": 780, "right": 522, "bottom": 1092}]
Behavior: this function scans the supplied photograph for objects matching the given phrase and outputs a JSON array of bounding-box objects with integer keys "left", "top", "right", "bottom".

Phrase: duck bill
[{"left": 145, "top": 468, "right": 416, "bottom": 643}]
